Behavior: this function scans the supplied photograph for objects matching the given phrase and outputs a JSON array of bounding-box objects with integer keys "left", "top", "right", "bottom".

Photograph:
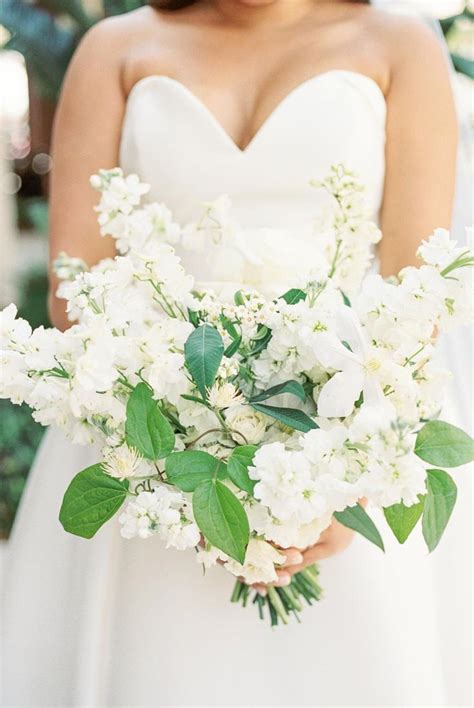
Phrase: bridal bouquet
[{"left": 1, "top": 166, "right": 473, "bottom": 626}]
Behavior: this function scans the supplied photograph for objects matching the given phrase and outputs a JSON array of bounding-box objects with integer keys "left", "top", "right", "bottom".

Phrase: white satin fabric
[{"left": 2, "top": 71, "right": 471, "bottom": 707}]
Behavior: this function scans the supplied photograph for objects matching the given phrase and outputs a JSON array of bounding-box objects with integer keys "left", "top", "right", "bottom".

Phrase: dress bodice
[{"left": 119, "top": 70, "right": 386, "bottom": 285}]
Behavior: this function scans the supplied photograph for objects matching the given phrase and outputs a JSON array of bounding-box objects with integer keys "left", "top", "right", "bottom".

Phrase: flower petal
[{"left": 317, "top": 366, "right": 365, "bottom": 418}]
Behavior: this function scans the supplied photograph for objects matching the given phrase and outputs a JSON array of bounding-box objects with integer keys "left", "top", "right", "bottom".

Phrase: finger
[
  {"left": 279, "top": 548, "right": 304, "bottom": 568},
  {"left": 269, "top": 570, "right": 291, "bottom": 587},
  {"left": 251, "top": 583, "right": 268, "bottom": 596}
]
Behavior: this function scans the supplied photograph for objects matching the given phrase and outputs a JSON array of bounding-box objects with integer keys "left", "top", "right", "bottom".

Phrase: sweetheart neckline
[{"left": 124, "top": 70, "right": 386, "bottom": 154}]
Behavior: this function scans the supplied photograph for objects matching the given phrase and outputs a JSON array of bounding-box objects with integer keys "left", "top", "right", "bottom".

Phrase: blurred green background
[{"left": 0, "top": 0, "right": 473, "bottom": 537}]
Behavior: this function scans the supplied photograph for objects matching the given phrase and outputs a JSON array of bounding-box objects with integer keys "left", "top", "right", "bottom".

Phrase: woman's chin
[{"left": 235, "top": 0, "right": 279, "bottom": 6}]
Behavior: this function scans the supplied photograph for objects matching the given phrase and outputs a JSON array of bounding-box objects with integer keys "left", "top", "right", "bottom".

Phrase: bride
[{"left": 3, "top": 1, "right": 468, "bottom": 706}]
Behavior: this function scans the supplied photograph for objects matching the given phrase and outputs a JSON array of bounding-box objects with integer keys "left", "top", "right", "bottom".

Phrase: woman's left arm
[{"left": 378, "top": 16, "right": 458, "bottom": 276}]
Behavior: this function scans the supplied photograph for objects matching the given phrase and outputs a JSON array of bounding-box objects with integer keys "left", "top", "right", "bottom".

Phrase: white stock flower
[
  {"left": 119, "top": 486, "right": 199, "bottom": 549},
  {"left": 417, "top": 228, "right": 461, "bottom": 269},
  {"left": 250, "top": 443, "right": 321, "bottom": 523}
]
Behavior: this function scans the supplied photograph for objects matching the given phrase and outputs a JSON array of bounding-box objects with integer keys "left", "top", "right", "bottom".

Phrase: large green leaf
[
  {"left": 250, "top": 403, "right": 317, "bottom": 433},
  {"left": 192, "top": 479, "right": 250, "bottom": 563},
  {"left": 250, "top": 380, "right": 306, "bottom": 404},
  {"left": 184, "top": 324, "right": 225, "bottom": 399},
  {"left": 334, "top": 503, "right": 385, "bottom": 551},
  {"left": 165, "top": 450, "right": 226, "bottom": 492},
  {"left": 125, "top": 383, "right": 175, "bottom": 460},
  {"left": 422, "top": 469, "right": 457, "bottom": 552},
  {"left": 227, "top": 445, "right": 257, "bottom": 494},
  {"left": 384, "top": 497, "right": 425, "bottom": 544},
  {"left": 415, "top": 420, "right": 474, "bottom": 467},
  {"left": 59, "top": 464, "right": 128, "bottom": 538}
]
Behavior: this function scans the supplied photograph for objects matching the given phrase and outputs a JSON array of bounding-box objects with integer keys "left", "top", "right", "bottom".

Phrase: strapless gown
[{"left": 2, "top": 71, "right": 472, "bottom": 707}]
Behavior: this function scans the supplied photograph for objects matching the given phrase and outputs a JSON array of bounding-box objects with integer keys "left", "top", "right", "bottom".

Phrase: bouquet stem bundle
[{"left": 231, "top": 564, "right": 322, "bottom": 626}]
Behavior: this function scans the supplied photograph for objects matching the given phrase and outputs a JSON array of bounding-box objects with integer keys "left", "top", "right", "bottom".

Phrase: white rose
[
  {"left": 225, "top": 404, "right": 267, "bottom": 445},
  {"left": 225, "top": 538, "right": 286, "bottom": 584}
]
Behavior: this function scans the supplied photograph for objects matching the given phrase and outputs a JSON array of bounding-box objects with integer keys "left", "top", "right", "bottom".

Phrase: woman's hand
[{"left": 252, "top": 516, "right": 357, "bottom": 596}]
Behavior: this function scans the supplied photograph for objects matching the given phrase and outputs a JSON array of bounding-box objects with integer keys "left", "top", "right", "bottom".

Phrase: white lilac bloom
[{"left": 225, "top": 539, "right": 286, "bottom": 585}]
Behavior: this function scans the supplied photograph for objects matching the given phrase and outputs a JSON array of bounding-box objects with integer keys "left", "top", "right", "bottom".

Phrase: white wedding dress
[{"left": 2, "top": 71, "right": 472, "bottom": 707}]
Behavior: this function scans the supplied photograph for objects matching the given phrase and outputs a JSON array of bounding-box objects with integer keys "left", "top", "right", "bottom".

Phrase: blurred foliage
[
  {"left": 441, "top": 6, "right": 474, "bottom": 78},
  {"left": 0, "top": 267, "right": 50, "bottom": 538},
  {"left": 0, "top": 0, "right": 145, "bottom": 101},
  {"left": 17, "top": 197, "right": 49, "bottom": 233}
]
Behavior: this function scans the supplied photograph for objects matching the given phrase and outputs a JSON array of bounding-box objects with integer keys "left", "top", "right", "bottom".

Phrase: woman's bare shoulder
[
  {"left": 65, "top": 7, "right": 177, "bottom": 95},
  {"left": 360, "top": 8, "right": 451, "bottom": 85}
]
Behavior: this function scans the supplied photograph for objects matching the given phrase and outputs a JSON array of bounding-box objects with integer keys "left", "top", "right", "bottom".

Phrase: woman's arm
[
  {"left": 48, "top": 18, "right": 128, "bottom": 330},
  {"left": 378, "top": 16, "right": 458, "bottom": 276}
]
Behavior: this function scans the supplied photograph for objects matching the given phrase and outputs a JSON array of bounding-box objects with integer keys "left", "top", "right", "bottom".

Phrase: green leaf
[
  {"left": 165, "top": 450, "right": 226, "bottom": 492},
  {"left": 384, "top": 496, "right": 425, "bottom": 544},
  {"left": 219, "top": 314, "right": 239, "bottom": 340},
  {"left": 59, "top": 464, "right": 128, "bottom": 539},
  {"left": 125, "top": 383, "right": 175, "bottom": 460},
  {"left": 280, "top": 288, "right": 306, "bottom": 305},
  {"left": 227, "top": 445, "right": 257, "bottom": 494},
  {"left": 184, "top": 324, "right": 225, "bottom": 399},
  {"left": 415, "top": 420, "right": 474, "bottom": 467},
  {"left": 250, "top": 403, "right": 317, "bottom": 433},
  {"left": 192, "top": 479, "right": 250, "bottom": 563},
  {"left": 422, "top": 469, "right": 457, "bottom": 552},
  {"left": 250, "top": 380, "right": 306, "bottom": 404},
  {"left": 234, "top": 290, "right": 245, "bottom": 306},
  {"left": 224, "top": 335, "right": 242, "bottom": 358},
  {"left": 334, "top": 503, "right": 385, "bottom": 551}
]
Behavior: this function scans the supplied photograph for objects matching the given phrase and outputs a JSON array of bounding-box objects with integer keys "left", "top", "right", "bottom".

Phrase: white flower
[
  {"left": 196, "top": 545, "right": 229, "bottom": 569},
  {"left": 103, "top": 445, "right": 143, "bottom": 479},
  {"left": 247, "top": 503, "right": 332, "bottom": 549},
  {"left": 119, "top": 486, "right": 199, "bottom": 549},
  {"left": 0, "top": 304, "right": 31, "bottom": 346},
  {"left": 53, "top": 252, "right": 88, "bottom": 280},
  {"left": 250, "top": 443, "right": 321, "bottom": 523},
  {"left": 225, "top": 539, "right": 286, "bottom": 584},
  {"left": 314, "top": 306, "right": 386, "bottom": 418},
  {"left": 417, "top": 228, "right": 461, "bottom": 269},
  {"left": 119, "top": 491, "right": 160, "bottom": 539},
  {"left": 208, "top": 382, "right": 243, "bottom": 409},
  {"left": 225, "top": 404, "right": 267, "bottom": 444}
]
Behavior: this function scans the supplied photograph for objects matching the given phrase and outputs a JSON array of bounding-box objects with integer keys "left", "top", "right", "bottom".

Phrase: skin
[{"left": 48, "top": 0, "right": 458, "bottom": 586}]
